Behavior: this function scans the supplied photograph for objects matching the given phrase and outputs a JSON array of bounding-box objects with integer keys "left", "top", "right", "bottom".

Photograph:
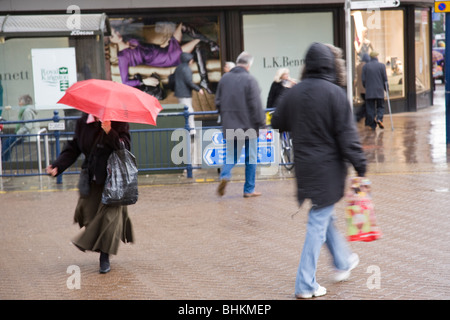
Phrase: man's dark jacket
[
  {"left": 362, "top": 56, "right": 388, "bottom": 99},
  {"left": 215, "top": 66, "right": 265, "bottom": 138},
  {"left": 271, "top": 42, "right": 367, "bottom": 208}
]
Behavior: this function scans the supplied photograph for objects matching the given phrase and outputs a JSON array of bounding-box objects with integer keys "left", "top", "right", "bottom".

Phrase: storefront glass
[
  {"left": 415, "top": 8, "right": 431, "bottom": 94},
  {"left": 0, "top": 36, "right": 105, "bottom": 122},
  {"left": 352, "top": 9, "right": 405, "bottom": 104},
  {"left": 107, "top": 16, "right": 221, "bottom": 112},
  {"left": 0, "top": 37, "right": 70, "bottom": 111},
  {"left": 242, "top": 12, "right": 334, "bottom": 108}
]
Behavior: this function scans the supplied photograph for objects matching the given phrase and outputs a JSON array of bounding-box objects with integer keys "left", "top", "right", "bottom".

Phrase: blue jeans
[
  {"left": 220, "top": 137, "right": 257, "bottom": 194},
  {"left": 295, "top": 204, "right": 352, "bottom": 295},
  {"left": 2, "top": 135, "right": 22, "bottom": 162}
]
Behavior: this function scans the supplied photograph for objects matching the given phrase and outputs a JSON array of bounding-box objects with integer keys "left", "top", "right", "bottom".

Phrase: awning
[{"left": 0, "top": 13, "right": 110, "bottom": 39}]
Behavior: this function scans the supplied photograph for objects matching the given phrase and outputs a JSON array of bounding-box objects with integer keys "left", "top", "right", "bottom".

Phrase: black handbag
[{"left": 101, "top": 141, "right": 138, "bottom": 206}]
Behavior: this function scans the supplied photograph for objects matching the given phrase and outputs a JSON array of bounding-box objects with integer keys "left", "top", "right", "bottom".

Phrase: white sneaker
[
  {"left": 334, "top": 253, "right": 359, "bottom": 282},
  {"left": 295, "top": 285, "right": 327, "bottom": 299}
]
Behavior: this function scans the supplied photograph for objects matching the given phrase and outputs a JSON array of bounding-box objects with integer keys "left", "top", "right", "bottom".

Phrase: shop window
[
  {"left": 0, "top": 37, "right": 72, "bottom": 120},
  {"left": 352, "top": 9, "right": 405, "bottom": 104},
  {"left": 415, "top": 8, "right": 431, "bottom": 93},
  {"left": 0, "top": 14, "right": 109, "bottom": 120},
  {"left": 242, "top": 12, "right": 334, "bottom": 108},
  {"left": 106, "top": 16, "right": 221, "bottom": 112},
  {"left": 0, "top": 36, "right": 106, "bottom": 123}
]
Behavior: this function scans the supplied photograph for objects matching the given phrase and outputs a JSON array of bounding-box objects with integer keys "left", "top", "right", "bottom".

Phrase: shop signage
[
  {"left": 31, "top": 47, "right": 77, "bottom": 110},
  {"left": 349, "top": 0, "right": 400, "bottom": 10},
  {"left": 48, "top": 122, "right": 66, "bottom": 131},
  {"left": 202, "top": 129, "right": 276, "bottom": 166}
]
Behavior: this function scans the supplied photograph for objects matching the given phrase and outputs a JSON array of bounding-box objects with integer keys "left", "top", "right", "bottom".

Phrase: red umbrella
[{"left": 57, "top": 79, "right": 163, "bottom": 125}]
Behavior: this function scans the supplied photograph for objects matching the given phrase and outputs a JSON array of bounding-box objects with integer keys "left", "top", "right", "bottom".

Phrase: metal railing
[
  {"left": 0, "top": 107, "right": 214, "bottom": 182},
  {"left": 1, "top": 106, "right": 285, "bottom": 183}
]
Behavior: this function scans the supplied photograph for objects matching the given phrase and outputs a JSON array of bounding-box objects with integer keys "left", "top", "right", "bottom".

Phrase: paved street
[{"left": 1, "top": 85, "right": 449, "bottom": 301}]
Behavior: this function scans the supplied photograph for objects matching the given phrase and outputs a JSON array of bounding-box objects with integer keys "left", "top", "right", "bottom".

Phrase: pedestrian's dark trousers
[
  {"left": 356, "top": 93, "right": 366, "bottom": 122},
  {"left": 365, "top": 98, "right": 384, "bottom": 129}
]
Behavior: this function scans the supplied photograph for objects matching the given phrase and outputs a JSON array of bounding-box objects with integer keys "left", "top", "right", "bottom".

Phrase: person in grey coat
[
  {"left": 2, "top": 94, "right": 39, "bottom": 162},
  {"left": 271, "top": 42, "right": 367, "bottom": 298},
  {"left": 215, "top": 51, "right": 266, "bottom": 198},
  {"left": 362, "top": 51, "right": 388, "bottom": 130},
  {"left": 174, "top": 52, "right": 204, "bottom": 135}
]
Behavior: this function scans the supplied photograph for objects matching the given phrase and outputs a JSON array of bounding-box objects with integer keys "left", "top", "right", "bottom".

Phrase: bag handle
[{"left": 118, "top": 139, "right": 127, "bottom": 150}]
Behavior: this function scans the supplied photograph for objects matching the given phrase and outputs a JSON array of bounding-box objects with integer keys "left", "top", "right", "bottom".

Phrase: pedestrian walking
[
  {"left": 362, "top": 51, "right": 388, "bottom": 130},
  {"left": 266, "top": 68, "right": 296, "bottom": 109},
  {"left": 354, "top": 53, "right": 370, "bottom": 123},
  {"left": 46, "top": 113, "right": 134, "bottom": 274},
  {"left": 271, "top": 42, "right": 367, "bottom": 299},
  {"left": 215, "top": 51, "right": 266, "bottom": 198},
  {"left": 223, "top": 61, "right": 235, "bottom": 73},
  {"left": 174, "top": 52, "right": 204, "bottom": 136},
  {"left": 1, "top": 94, "right": 39, "bottom": 162}
]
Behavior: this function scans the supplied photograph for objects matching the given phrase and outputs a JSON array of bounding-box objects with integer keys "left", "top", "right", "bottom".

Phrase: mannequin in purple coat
[{"left": 110, "top": 22, "right": 217, "bottom": 92}]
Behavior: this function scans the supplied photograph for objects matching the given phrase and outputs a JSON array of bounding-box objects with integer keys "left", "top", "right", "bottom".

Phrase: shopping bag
[
  {"left": 344, "top": 177, "right": 381, "bottom": 242},
  {"left": 102, "top": 143, "right": 138, "bottom": 206}
]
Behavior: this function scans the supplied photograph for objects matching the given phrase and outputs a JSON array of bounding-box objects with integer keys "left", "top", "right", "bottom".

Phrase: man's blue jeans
[
  {"left": 1, "top": 135, "right": 22, "bottom": 162},
  {"left": 220, "top": 137, "right": 257, "bottom": 194},
  {"left": 295, "top": 204, "right": 352, "bottom": 295}
]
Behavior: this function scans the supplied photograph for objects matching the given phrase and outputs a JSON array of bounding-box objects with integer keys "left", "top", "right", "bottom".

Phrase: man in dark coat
[
  {"left": 271, "top": 42, "right": 367, "bottom": 299},
  {"left": 362, "top": 51, "right": 388, "bottom": 130},
  {"left": 174, "top": 52, "right": 204, "bottom": 135},
  {"left": 215, "top": 51, "right": 266, "bottom": 198}
]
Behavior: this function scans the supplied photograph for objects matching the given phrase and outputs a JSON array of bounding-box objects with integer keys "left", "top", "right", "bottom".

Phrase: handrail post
[
  {"left": 183, "top": 105, "right": 193, "bottom": 178},
  {"left": 53, "top": 110, "right": 63, "bottom": 184},
  {"left": 36, "top": 128, "right": 47, "bottom": 175}
]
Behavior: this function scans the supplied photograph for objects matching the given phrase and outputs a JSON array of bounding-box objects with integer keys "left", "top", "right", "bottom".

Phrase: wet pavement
[{"left": 1, "top": 85, "right": 450, "bottom": 301}]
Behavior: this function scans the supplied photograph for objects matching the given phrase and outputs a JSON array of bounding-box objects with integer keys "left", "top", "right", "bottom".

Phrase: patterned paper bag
[{"left": 345, "top": 177, "right": 382, "bottom": 242}]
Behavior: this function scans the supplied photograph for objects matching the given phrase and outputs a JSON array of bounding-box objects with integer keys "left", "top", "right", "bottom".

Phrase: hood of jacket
[
  {"left": 301, "top": 42, "right": 336, "bottom": 84},
  {"left": 180, "top": 52, "right": 193, "bottom": 64}
]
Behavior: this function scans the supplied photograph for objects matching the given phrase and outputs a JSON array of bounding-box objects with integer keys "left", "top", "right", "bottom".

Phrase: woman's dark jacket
[
  {"left": 52, "top": 113, "right": 131, "bottom": 185},
  {"left": 271, "top": 42, "right": 367, "bottom": 208},
  {"left": 174, "top": 52, "right": 202, "bottom": 98},
  {"left": 266, "top": 81, "right": 287, "bottom": 109}
]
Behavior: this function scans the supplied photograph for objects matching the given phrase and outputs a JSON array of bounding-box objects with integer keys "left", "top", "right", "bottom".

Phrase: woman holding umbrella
[{"left": 46, "top": 113, "right": 134, "bottom": 274}]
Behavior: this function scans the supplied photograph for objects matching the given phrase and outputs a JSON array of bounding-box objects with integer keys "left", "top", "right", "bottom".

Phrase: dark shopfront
[{"left": 0, "top": 0, "right": 435, "bottom": 117}]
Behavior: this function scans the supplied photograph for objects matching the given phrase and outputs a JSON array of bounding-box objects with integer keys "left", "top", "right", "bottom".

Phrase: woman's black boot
[{"left": 99, "top": 251, "right": 110, "bottom": 274}]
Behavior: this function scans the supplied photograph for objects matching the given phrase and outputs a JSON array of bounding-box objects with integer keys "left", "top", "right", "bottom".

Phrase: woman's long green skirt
[{"left": 72, "top": 183, "right": 134, "bottom": 255}]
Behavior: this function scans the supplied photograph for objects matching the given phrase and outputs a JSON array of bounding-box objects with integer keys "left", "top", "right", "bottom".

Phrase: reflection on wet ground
[{"left": 358, "top": 84, "right": 449, "bottom": 173}]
